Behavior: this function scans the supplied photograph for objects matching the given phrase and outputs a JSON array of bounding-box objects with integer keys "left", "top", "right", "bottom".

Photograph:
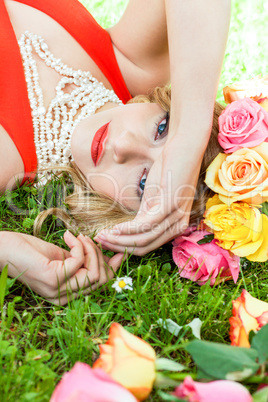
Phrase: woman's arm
[
  {"left": 0, "top": 231, "right": 124, "bottom": 304},
  {"left": 108, "top": 0, "right": 169, "bottom": 96},
  {"left": 0, "top": 125, "right": 25, "bottom": 192},
  {"left": 166, "top": 0, "right": 231, "bottom": 135},
  {"left": 95, "top": 0, "right": 231, "bottom": 255}
]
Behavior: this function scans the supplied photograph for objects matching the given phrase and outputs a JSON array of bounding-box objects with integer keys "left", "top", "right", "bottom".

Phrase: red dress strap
[
  {"left": 0, "top": 0, "right": 37, "bottom": 182},
  {"left": 13, "top": 0, "right": 132, "bottom": 104}
]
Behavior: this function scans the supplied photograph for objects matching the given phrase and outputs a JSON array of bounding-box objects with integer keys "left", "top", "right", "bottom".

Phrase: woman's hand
[
  {"left": 94, "top": 131, "right": 204, "bottom": 256},
  {"left": 94, "top": 0, "right": 231, "bottom": 255},
  {"left": 0, "top": 231, "right": 124, "bottom": 304}
]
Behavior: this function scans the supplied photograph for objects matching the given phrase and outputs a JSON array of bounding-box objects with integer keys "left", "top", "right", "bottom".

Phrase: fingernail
[
  {"left": 94, "top": 233, "right": 105, "bottom": 241},
  {"left": 97, "top": 231, "right": 107, "bottom": 237},
  {"left": 79, "top": 232, "right": 85, "bottom": 238}
]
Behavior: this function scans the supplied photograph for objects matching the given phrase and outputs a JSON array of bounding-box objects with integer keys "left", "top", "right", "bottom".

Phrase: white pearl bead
[
  {"left": 46, "top": 140, "right": 54, "bottom": 149},
  {"left": 41, "top": 42, "right": 48, "bottom": 51},
  {"left": 37, "top": 106, "right": 46, "bottom": 115},
  {"left": 53, "top": 121, "right": 60, "bottom": 128},
  {"left": 63, "top": 149, "right": 71, "bottom": 158}
]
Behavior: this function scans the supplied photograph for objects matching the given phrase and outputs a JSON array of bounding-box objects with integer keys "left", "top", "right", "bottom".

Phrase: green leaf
[
  {"left": 158, "top": 318, "right": 202, "bottom": 339},
  {"left": 154, "top": 373, "right": 180, "bottom": 389},
  {"left": 0, "top": 265, "right": 8, "bottom": 311},
  {"left": 252, "top": 386, "right": 268, "bottom": 402},
  {"left": 225, "top": 368, "right": 257, "bottom": 381},
  {"left": 248, "top": 329, "right": 256, "bottom": 345},
  {"left": 196, "top": 368, "right": 214, "bottom": 381},
  {"left": 56, "top": 229, "right": 66, "bottom": 237},
  {"left": 139, "top": 263, "right": 153, "bottom": 278},
  {"left": 157, "top": 390, "right": 184, "bottom": 401},
  {"left": 28, "top": 197, "right": 37, "bottom": 208},
  {"left": 26, "top": 349, "right": 51, "bottom": 362},
  {"left": 155, "top": 358, "right": 185, "bottom": 372},
  {"left": 161, "top": 263, "right": 172, "bottom": 274},
  {"left": 185, "top": 340, "right": 259, "bottom": 380},
  {"left": 261, "top": 201, "right": 268, "bottom": 217},
  {"left": 0, "top": 340, "right": 17, "bottom": 358},
  {"left": 89, "top": 302, "right": 103, "bottom": 314},
  {"left": 197, "top": 234, "right": 214, "bottom": 245},
  {"left": 22, "top": 218, "right": 35, "bottom": 229},
  {"left": 251, "top": 324, "right": 268, "bottom": 364}
]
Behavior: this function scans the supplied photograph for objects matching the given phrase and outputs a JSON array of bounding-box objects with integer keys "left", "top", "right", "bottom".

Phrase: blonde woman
[{"left": 0, "top": 0, "right": 230, "bottom": 303}]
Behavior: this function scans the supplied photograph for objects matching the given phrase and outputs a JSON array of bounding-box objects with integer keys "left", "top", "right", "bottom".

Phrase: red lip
[{"left": 91, "top": 122, "right": 110, "bottom": 166}]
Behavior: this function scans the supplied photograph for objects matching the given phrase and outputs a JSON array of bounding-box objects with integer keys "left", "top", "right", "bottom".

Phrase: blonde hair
[{"left": 34, "top": 86, "right": 224, "bottom": 237}]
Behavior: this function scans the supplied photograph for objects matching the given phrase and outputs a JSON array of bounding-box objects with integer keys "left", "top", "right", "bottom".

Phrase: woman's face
[{"left": 71, "top": 102, "right": 169, "bottom": 210}]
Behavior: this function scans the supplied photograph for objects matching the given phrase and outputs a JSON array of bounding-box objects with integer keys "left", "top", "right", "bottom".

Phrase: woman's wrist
[
  {"left": 167, "top": 121, "right": 212, "bottom": 157},
  {"left": 0, "top": 231, "right": 23, "bottom": 278},
  {"left": 169, "top": 101, "right": 214, "bottom": 136}
]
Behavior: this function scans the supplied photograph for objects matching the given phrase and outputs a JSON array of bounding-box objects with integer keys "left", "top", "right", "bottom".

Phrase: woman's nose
[{"left": 112, "top": 130, "right": 147, "bottom": 164}]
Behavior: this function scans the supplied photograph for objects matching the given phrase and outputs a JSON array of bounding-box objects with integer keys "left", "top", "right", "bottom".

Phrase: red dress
[{"left": 0, "top": 0, "right": 132, "bottom": 182}]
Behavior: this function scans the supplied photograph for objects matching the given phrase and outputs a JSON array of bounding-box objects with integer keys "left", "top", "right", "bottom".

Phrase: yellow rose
[
  {"left": 204, "top": 195, "right": 268, "bottom": 261},
  {"left": 230, "top": 289, "right": 268, "bottom": 347},
  {"left": 205, "top": 143, "right": 268, "bottom": 205},
  {"left": 223, "top": 74, "right": 268, "bottom": 112},
  {"left": 93, "top": 323, "right": 156, "bottom": 401}
]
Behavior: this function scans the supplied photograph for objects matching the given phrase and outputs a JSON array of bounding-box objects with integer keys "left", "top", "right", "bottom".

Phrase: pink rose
[
  {"left": 173, "top": 376, "right": 252, "bottom": 402},
  {"left": 50, "top": 362, "right": 137, "bottom": 402},
  {"left": 218, "top": 98, "right": 268, "bottom": 153},
  {"left": 172, "top": 230, "right": 240, "bottom": 286}
]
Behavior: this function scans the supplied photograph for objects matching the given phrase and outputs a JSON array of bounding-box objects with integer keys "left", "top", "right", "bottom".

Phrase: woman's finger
[
  {"left": 108, "top": 252, "right": 125, "bottom": 271},
  {"left": 95, "top": 190, "right": 194, "bottom": 242},
  {"left": 19, "top": 233, "right": 71, "bottom": 261},
  {"left": 76, "top": 234, "right": 116, "bottom": 286},
  {"left": 47, "top": 231, "right": 85, "bottom": 284},
  {"left": 55, "top": 255, "right": 124, "bottom": 302},
  {"left": 47, "top": 281, "right": 99, "bottom": 305},
  {"left": 79, "top": 234, "right": 99, "bottom": 263},
  {"left": 96, "top": 216, "right": 190, "bottom": 256},
  {"left": 96, "top": 202, "right": 168, "bottom": 239},
  {"left": 77, "top": 234, "right": 104, "bottom": 271},
  {"left": 95, "top": 186, "right": 172, "bottom": 239},
  {"left": 49, "top": 253, "right": 126, "bottom": 305},
  {"left": 58, "top": 267, "right": 100, "bottom": 295},
  {"left": 50, "top": 276, "right": 107, "bottom": 305},
  {"left": 80, "top": 235, "right": 126, "bottom": 281},
  {"left": 95, "top": 206, "right": 189, "bottom": 248}
]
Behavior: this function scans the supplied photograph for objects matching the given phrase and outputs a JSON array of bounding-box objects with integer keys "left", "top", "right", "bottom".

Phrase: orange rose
[
  {"left": 205, "top": 143, "right": 268, "bottom": 205},
  {"left": 93, "top": 323, "right": 156, "bottom": 401},
  {"left": 223, "top": 74, "right": 268, "bottom": 112},
  {"left": 230, "top": 289, "right": 268, "bottom": 347}
]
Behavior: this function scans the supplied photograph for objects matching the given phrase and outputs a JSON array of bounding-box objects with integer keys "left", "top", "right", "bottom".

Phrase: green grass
[{"left": 1, "top": 0, "right": 268, "bottom": 401}]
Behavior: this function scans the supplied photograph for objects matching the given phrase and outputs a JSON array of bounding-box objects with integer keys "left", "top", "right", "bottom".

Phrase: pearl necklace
[{"left": 18, "top": 31, "right": 122, "bottom": 169}]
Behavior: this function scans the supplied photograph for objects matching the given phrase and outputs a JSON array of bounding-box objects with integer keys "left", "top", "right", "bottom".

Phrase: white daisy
[{"left": 112, "top": 276, "right": 133, "bottom": 293}]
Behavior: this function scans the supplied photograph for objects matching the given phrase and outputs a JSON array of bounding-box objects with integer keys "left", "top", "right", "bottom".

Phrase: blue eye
[
  {"left": 155, "top": 112, "right": 169, "bottom": 140},
  {"left": 137, "top": 169, "right": 147, "bottom": 200},
  {"left": 158, "top": 119, "right": 167, "bottom": 135},
  {"left": 140, "top": 172, "right": 147, "bottom": 191}
]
